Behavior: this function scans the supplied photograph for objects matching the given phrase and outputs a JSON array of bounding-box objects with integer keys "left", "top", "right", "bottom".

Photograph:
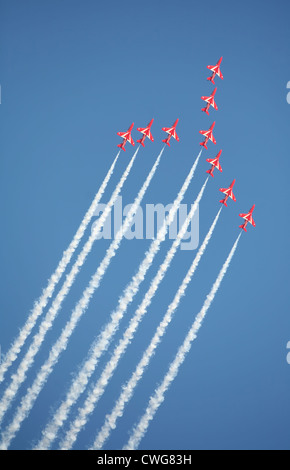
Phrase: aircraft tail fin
[
  {"left": 239, "top": 224, "right": 247, "bottom": 232},
  {"left": 206, "top": 170, "right": 214, "bottom": 177},
  {"left": 162, "top": 139, "right": 170, "bottom": 147},
  {"left": 117, "top": 144, "right": 126, "bottom": 151},
  {"left": 220, "top": 199, "right": 227, "bottom": 207},
  {"left": 201, "top": 107, "right": 209, "bottom": 115},
  {"left": 137, "top": 139, "right": 145, "bottom": 147}
]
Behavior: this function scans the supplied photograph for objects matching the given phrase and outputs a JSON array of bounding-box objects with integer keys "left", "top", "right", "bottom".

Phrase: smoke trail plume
[
  {"left": 59, "top": 177, "right": 208, "bottom": 450},
  {"left": 54, "top": 150, "right": 201, "bottom": 449},
  {"left": 0, "top": 153, "right": 120, "bottom": 385},
  {"left": 123, "top": 232, "right": 241, "bottom": 450},
  {"left": 32, "top": 147, "right": 165, "bottom": 450},
  {"left": 91, "top": 206, "right": 221, "bottom": 449},
  {"left": 0, "top": 148, "right": 139, "bottom": 429},
  {"left": 1, "top": 146, "right": 164, "bottom": 450}
]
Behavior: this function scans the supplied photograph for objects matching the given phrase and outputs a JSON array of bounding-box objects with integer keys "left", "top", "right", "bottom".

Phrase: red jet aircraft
[
  {"left": 239, "top": 205, "right": 256, "bottom": 232},
  {"left": 219, "top": 179, "right": 236, "bottom": 206},
  {"left": 207, "top": 57, "right": 224, "bottom": 85},
  {"left": 201, "top": 87, "right": 218, "bottom": 115},
  {"left": 206, "top": 150, "right": 223, "bottom": 177},
  {"left": 162, "top": 119, "right": 180, "bottom": 147},
  {"left": 199, "top": 122, "right": 216, "bottom": 149},
  {"left": 137, "top": 119, "right": 154, "bottom": 147},
  {"left": 117, "top": 123, "right": 135, "bottom": 151}
]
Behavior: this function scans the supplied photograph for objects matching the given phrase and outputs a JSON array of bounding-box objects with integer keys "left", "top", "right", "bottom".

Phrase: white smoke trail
[
  {"left": 91, "top": 206, "right": 221, "bottom": 449},
  {"left": 123, "top": 232, "right": 242, "bottom": 450},
  {"left": 0, "top": 146, "right": 164, "bottom": 450},
  {"left": 0, "top": 152, "right": 120, "bottom": 385},
  {"left": 31, "top": 147, "right": 165, "bottom": 450},
  {"left": 0, "top": 147, "right": 139, "bottom": 429},
  {"left": 55, "top": 150, "right": 202, "bottom": 450},
  {"left": 59, "top": 177, "right": 208, "bottom": 450}
]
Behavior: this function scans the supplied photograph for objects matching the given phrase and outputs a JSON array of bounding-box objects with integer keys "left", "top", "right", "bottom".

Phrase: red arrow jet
[
  {"left": 117, "top": 123, "right": 135, "bottom": 151},
  {"left": 199, "top": 122, "right": 216, "bottom": 149},
  {"left": 162, "top": 119, "right": 180, "bottom": 147},
  {"left": 219, "top": 179, "right": 236, "bottom": 206},
  {"left": 207, "top": 57, "right": 224, "bottom": 85},
  {"left": 239, "top": 205, "right": 256, "bottom": 232},
  {"left": 137, "top": 119, "right": 154, "bottom": 147},
  {"left": 206, "top": 150, "right": 223, "bottom": 177},
  {"left": 201, "top": 87, "right": 218, "bottom": 115}
]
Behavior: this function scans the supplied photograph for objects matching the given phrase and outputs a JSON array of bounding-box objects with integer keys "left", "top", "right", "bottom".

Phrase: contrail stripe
[
  {"left": 33, "top": 147, "right": 165, "bottom": 450},
  {"left": 0, "top": 152, "right": 120, "bottom": 384},
  {"left": 60, "top": 177, "right": 208, "bottom": 450},
  {"left": 56, "top": 150, "right": 202, "bottom": 449},
  {"left": 91, "top": 206, "right": 221, "bottom": 449},
  {"left": 123, "top": 233, "right": 241, "bottom": 450},
  {"left": 0, "top": 147, "right": 139, "bottom": 431}
]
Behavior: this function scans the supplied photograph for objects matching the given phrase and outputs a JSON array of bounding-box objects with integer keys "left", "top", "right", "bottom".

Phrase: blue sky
[{"left": 0, "top": 0, "right": 290, "bottom": 450}]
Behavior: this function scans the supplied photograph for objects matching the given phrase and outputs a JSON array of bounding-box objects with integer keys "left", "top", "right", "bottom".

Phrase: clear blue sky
[{"left": 0, "top": 0, "right": 290, "bottom": 450}]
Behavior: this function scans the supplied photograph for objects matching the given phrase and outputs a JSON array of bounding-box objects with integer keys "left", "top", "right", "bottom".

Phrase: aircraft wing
[
  {"left": 207, "top": 65, "right": 216, "bottom": 73},
  {"left": 210, "top": 132, "right": 217, "bottom": 144},
  {"left": 215, "top": 160, "right": 222, "bottom": 171},
  {"left": 230, "top": 190, "right": 236, "bottom": 202},
  {"left": 162, "top": 127, "right": 179, "bottom": 141},
  {"left": 172, "top": 129, "right": 179, "bottom": 141},
  {"left": 147, "top": 130, "right": 154, "bottom": 141},
  {"left": 220, "top": 187, "right": 230, "bottom": 195},
  {"left": 240, "top": 212, "right": 255, "bottom": 226},
  {"left": 118, "top": 131, "right": 134, "bottom": 145},
  {"left": 206, "top": 158, "right": 223, "bottom": 172},
  {"left": 216, "top": 68, "right": 224, "bottom": 79},
  {"left": 117, "top": 131, "right": 127, "bottom": 138},
  {"left": 207, "top": 65, "right": 223, "bottom": 79},
  {"left": 201, "top": 95, "right": 210, "bottom": 103},
  {"left": 137, "top": 128, "right": 154, "bottom": 141},
  {"left": 220, "top": 187, "right": 236, "bottom": 200},
  {"left": 127, "top": 134, "right": 135, "bottom": 145}
]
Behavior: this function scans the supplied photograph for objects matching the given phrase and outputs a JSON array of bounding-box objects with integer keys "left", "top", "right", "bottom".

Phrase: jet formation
[{"left": 116, "top": 56, "right": 255, "bottom": 232}]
